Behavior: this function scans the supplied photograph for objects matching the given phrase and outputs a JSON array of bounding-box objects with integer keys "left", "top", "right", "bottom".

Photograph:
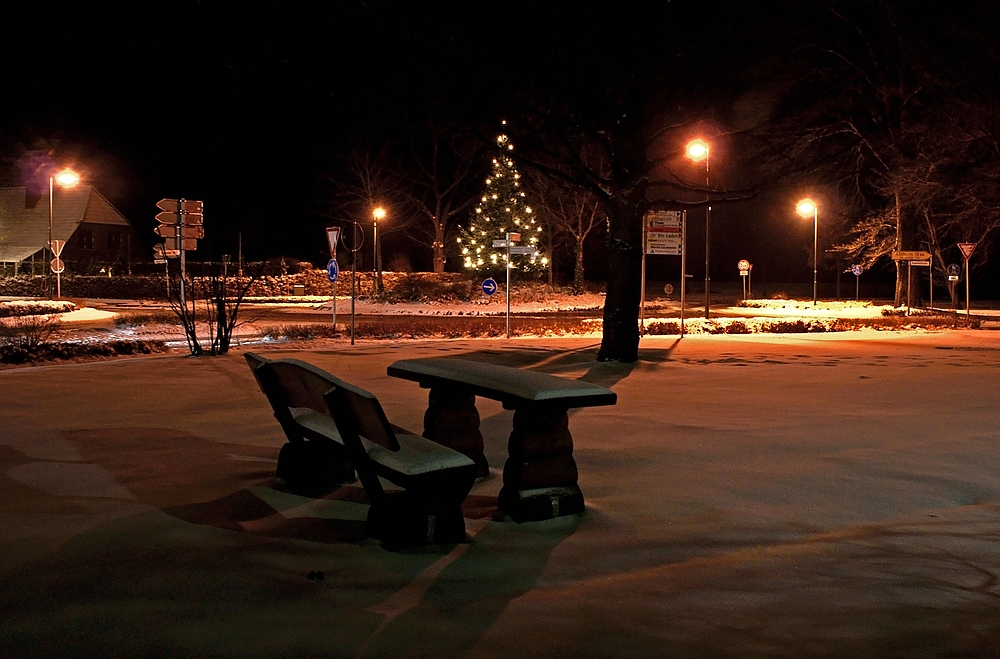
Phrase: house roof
[{"left": 0, "top": 186, "right": 132, "bottom": 263}]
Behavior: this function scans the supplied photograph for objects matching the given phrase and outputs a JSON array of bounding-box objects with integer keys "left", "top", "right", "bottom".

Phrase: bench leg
[
  {"left": 421, "top": 386, "right": 490, "bottom": 478},
  {"left": 498, "top": 405, "right": 584, "bottom": 522},
  {"left": 276, "top": 440, "right": 355, "bottom": 495}
]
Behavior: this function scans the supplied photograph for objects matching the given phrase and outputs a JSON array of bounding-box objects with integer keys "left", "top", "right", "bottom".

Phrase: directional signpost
[
  {"left": 958, "top": 243, "right": 977, "bottom": 315},
  {"left": 154, "top": 198, "right": 204, "bottom": 308},
  {"left": 327, "top": 258, "right": 340, "bottom": 326},
  {"left": 892, "top": 250, "right": 933, "bottom": 313}
]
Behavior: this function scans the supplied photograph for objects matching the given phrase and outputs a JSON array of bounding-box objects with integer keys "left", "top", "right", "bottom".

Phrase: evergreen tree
[{"left": 457, "top": 133, "right": 546, "bottom": 279}]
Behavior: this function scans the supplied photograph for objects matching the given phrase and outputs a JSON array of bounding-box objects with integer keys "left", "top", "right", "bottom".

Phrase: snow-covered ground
[{"left": 2, "top": 332, "right": 1000, "bottom": 656}]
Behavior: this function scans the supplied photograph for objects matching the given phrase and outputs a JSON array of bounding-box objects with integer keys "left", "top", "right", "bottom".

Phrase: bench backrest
[
  {"left": 245, "top": 352, "right": 347, "bottom": 414},
  {"left": 325, "top": 381, "right": 401, "bottom": 452}
]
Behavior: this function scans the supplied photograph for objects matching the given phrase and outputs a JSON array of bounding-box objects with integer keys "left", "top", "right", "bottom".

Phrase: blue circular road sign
[
  {"left": 947, "top": 263, "right": 961, "bottom": 276},
  {"left": 482, "top": 277, "right": 497, "bottom": 295},
  {"left": 327, "top": 259, "right": 340, "bottom": 283}
]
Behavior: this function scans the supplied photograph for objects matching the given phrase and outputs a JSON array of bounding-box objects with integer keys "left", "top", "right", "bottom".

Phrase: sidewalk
[{"left": 2, "top": 333, "right": 999, "bottom": 657}]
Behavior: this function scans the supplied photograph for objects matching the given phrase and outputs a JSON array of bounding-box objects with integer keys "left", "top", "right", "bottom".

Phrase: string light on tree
[{"left": 457, "top": 128, "right": 547, "bottom": 278}]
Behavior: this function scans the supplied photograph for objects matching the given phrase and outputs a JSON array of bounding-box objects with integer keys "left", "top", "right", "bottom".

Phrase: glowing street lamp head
[
  {"left": 796, "top": 198, "right": 818, "bottom": 217},
  {"left": 685, "top": 139, "right": 710, "bottom": 162},
  {"left": 54, "top": 168, "right": 80, "bottom": 188},
  {"left": 373, "top": 207, "right": 386, "bottom": 221}
]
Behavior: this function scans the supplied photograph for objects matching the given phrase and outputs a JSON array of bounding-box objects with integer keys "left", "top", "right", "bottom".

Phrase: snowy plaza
[{"left": 2, "top": 330, "right": 1000, "bottom": 657}]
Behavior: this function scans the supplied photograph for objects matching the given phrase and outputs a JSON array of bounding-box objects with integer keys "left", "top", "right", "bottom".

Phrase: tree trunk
[
  {"left": 433, "top": 220, "right": 446, "bottom": 273},
  {"left": 573, "top": 237, "right": 585, "bottom": 294},
  {"left": 597, "top": 201, "right": 643, "bottom": 363}
]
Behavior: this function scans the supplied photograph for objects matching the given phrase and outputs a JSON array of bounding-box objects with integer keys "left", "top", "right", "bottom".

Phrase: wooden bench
[
  {"left": 246, "top": 352, "right": 476, "bottom": 548},
  {"left": 387, "top": 357, "right": 617, "bottom": 522},
  {"left": 324, "top": 380, "right": 477, "bottom": 548},
  {"left": 244, "top": 352, "right": 356, "bottom": 494}
]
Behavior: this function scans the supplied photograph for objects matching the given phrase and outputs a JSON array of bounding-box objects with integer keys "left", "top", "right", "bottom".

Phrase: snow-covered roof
[{"left": 0, "top": 186, "right": 131, "bottom": 263}]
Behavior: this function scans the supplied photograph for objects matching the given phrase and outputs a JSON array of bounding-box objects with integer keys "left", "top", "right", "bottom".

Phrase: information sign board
[{"left": 645, "top": 211, "right": 682, "bottom": 255}]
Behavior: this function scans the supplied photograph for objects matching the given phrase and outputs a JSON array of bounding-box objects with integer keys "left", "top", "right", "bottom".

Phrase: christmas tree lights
[{"left": 457, "top": 132, "right": 547, "bottom": 278}]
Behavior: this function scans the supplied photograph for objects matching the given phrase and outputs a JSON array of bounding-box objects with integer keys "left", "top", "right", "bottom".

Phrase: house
[{"left": 0, "top": 186, "right": 145, "bottom": 274}]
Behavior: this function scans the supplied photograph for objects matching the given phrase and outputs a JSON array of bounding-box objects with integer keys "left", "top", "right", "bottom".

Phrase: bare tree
[
  {"left": 532, "top": 171, "right": 605, "bottom": 293},
  {"left": 406, "top": 123, "right": 481, "bottom": 273}
]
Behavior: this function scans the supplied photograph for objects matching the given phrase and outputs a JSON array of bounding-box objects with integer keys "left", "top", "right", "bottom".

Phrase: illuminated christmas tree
[{"left": 457, "top": 132, "right": 547, "bottom": 279}]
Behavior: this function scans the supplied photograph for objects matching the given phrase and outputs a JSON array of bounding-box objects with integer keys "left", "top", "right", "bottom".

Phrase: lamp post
[
  {"left": 796, "top": 198, "right": 819, "bottom": 305},
  {"left": 48, "top": 168, "right": 80, "bottom": 299},
  {"left": 372, "top": 206, "right": 386, "bottom": 292},
  {"left": 686, "top": 139, "right": 711, "bottom": 319}
]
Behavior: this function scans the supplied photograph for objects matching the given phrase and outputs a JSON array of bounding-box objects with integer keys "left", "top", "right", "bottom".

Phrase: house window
[
  {"left": 81, "top": 230, "right": 94, "bottom": 249},
  {"left": 108, "top": 232, "right": 122, "bottom": 249}
]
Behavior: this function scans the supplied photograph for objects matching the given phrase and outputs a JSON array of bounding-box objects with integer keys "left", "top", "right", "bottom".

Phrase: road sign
[
  {"left": 493, "top": 240, "right": 509, "bottom": 248},
  {"left": 509, "top": 246, "right": 537, "bottom": 255},
  {"left": 892, "top": 250, "right": 932, "bottom": 261},
  {"left": 507, "top": 232, "right": 521, "bottom": 242},
  {"left": 157, "top": 198, "right": 203, "bottom": 213},
  {"left": 326, "top": 227, "right": 341, "bottom": 257},
  {"left": 645, "top": 211, "right": 682, "bottom": 255},
  {"left": 482, "top": 277, "right": 497, "bottom": 295},
  {"left": 161, "top": 237, "right": 198, "bottom": 251},
  {"left": 156, "top": 211, "right": 204, "bottom": 225},
  {"left": 50, "top": 257, "right": 65, "bottom": 274},
  {"left": 909, "top": 259, "right": 930, "bottom": 267},
  {"left": 50, "top": 239, "right": 66, "bottom": 257},
  {"left": 851, "top": 264, "right": 864, "bottom": 276},
  {"left": 327, "top": 259, "right": 339, "bottom": 283},
  {"left": 738, "top": 259, "right": 750, "bottom": 272},
  {"left": 958, "top": 242, "right": 977, "bottom": 259},
  {"left": 947, "top": 263, "right": 961, "bottom": 276},
  {"left": 155, "top": 224, "right": 204, "bottom": 239}
]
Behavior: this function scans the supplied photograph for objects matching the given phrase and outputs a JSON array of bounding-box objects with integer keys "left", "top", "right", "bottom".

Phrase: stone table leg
[
  {"left": 498, "top": 404, "right": 584, "bottom": 522},
  {"left": 421, "top": 386, "right": 489, "bottom": 478}
]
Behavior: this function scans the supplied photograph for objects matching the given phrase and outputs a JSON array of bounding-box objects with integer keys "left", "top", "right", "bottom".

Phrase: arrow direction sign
[
  {"left": 157, "top": 198, "right": 204, "bottom": 214},
  {"left": 156, "top": 211, "right": 204, "bottom": 225},
  {"left": 509, "top": 246, "right": 537, "bottom": 256},
  {"left": 891, "top": 250, "right": 932, "bottom": 261},
  {"left": 162, "top": 237, "right": 198, "bottom": 251},
  {"left": 493, "top": 240, "right": 509, "bottom": 248},
  {"left": 155, "top": 224, "right": 204, "bottom": 239},
  {"left": 482, "top": 277, "right": 498, "bottom": 295}
]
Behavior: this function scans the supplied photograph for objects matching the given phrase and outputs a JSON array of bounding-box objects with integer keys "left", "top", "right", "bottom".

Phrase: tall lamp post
[
  {"left": 796, "top": 198, "right": 819, "bottom": 305},
  {"left": 372, "top": 206, "right": 386, "bottom": 292},
  {"left": 686, "top": 139, "right": 711, "bottom": 319},
  {"left": 48, "top": 168, "right": 80, "bottom": 299}
]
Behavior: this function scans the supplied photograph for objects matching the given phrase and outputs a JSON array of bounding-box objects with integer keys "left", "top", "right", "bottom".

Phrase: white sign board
[{"left": 645, "top": 211, "right": 682, "bottom": 255}]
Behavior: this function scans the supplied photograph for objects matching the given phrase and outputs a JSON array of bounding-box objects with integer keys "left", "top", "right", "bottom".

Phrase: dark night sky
[{"left": 3, "top": 2, "right": 997, "bottom": 290}]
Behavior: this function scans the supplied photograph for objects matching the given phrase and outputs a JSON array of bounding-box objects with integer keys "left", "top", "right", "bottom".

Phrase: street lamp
[
  {"left": 372, "top": 206, "right": 386, "bottom": 273},
  {"left": 796, "top": 198, "right": 819, "bottom": 305},
  {"left": 48, "top": 167, "right": 80, "bottom": 299},
  {"left": 686, "top": 138, "right": 711, "bottom": 319}
]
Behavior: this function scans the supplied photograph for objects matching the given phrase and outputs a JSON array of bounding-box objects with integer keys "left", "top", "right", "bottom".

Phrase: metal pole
[
  {"left": 965, "top": 256, "right": 971, "bottom": 316},
  {"left": 680, "top": 210, "right": 687, "bottom": 336},
  {"left": 351, "top": 222, "right": 357, "bottom": 345},
  {"left": 373, "top": 220, "right": 378, "bottom": 273},
  {"left": 704, "top": 157, "right": 711, "bottom": 319},
  {"left": 640, "top": 213, "right": 647, "bottom": 335},
  {"left": 47, "top": 177, "right": 53, "bottom": 299},
  {"left": 812, "top": 208, "right": 818, "bottom": 305},
  {"left": 179, "top": 200, "right": 186, "bottom": 310},
  {"left": 506, "top": 232, "right": 511, "bottom": 339}
]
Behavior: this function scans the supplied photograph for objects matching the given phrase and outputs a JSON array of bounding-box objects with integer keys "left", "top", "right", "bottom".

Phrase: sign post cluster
[
  {"left": 490, "top": 232, "right": 534, "bottom": 339},
  {"left": 641, "top": 211, "right": 686, "bottom": 336},
  {"left": 153, "top": 198, "right": 204, "bottom": 307}
]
